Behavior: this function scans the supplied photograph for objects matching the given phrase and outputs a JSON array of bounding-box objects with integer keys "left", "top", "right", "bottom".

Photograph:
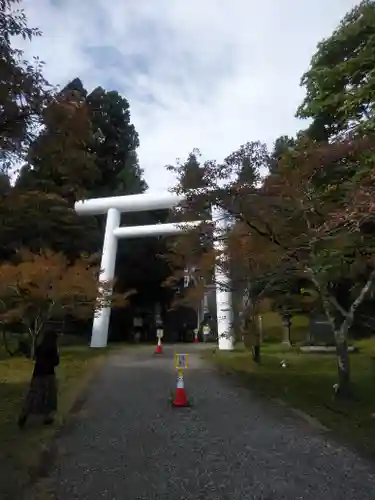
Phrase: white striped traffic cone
[
  {"left": 172, "top": 370, "right": 189, "bottom": 407},
  {"left": 155, "top": 337, "right": 163, "bottom": 354}
]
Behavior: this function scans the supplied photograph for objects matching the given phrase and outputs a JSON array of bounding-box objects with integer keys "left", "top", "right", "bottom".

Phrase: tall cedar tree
[
  {"left": 18, "top": 89, "right": 100, "bottom": 202},
  {"left": 17, "top": 77, "right": 171, "bottom": 335},
  {"left": 8, "top": 89, "right": 101, "bottom": 260}
]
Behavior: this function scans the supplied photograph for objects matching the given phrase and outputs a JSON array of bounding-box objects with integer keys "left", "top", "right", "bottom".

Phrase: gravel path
[{"left": 29, "top": 344, "right": 375, "bottom": 500}]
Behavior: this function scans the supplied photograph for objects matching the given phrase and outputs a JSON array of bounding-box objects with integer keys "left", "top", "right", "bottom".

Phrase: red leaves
[{"left": 0, "top": 249, "right": 132, "bottom": 330}]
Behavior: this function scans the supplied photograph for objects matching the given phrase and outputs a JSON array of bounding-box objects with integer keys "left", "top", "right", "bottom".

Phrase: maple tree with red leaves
[{"left": 0, "top": 249, "right": 134, "bottom": 357}]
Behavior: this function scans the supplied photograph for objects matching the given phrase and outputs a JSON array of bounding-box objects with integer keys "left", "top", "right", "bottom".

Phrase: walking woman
[{"left": 18, "top": 331, "right": 60, "bottom": 428}]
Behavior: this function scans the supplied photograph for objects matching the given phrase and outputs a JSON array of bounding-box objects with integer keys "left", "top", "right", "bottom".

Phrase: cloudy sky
[{"left": 20, "top": 0, "right": 359, "bottom": 192}]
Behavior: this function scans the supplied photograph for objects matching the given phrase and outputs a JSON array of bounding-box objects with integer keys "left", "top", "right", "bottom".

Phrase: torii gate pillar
[{"left": 74, "top": 192, "right": 234, "bottom": 350}]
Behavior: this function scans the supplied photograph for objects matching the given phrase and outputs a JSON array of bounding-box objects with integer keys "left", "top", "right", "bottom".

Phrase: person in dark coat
[{"left": 18, "top": 331, "right": 60, "bottom": 428}]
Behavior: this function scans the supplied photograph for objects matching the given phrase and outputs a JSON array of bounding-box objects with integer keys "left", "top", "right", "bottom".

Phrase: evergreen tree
[{"left": 86, "top": 85, "right": 147, "bottom": 196}]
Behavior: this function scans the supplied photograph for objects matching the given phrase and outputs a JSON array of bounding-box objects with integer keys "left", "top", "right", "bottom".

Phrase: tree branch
[
  {"left": 327, "top": 294, "right": 349, "bottom": 318},
  {"left": 348, "top": 268, "right": 375, "bottom": 320}
]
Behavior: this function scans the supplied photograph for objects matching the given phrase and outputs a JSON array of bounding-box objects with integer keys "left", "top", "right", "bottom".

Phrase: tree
[
  {"left": 15, "top": 80, "right": 154, "bottom": 331},
  {"left": 0, "top": 249, "right": 133, "bottom": 357},
  {"left": 227, "top": 222, "right": 285, "bottom": 360},
  {"left": 0, "top": 189, "right": 100, "bottom": 260},
  {"left": 267, "top": 136, "right": 296, "bottom": 174},
  {"left": 168, "top": 134, "right": 375, "bottom": 396},
  {"left": 0, "top": 0, "right": 51, "bottom": 171},
  {"left": 164, "top": 149, "right": 221, "bottom": 294},
  {"left": 18, "top": 78, "right": 147, "bottom": 201},
  {"left": 13, "top": 75, "right": 173, "bottom": 339},
  {"left": 86, "top": 85, "right": 146, "bottom": 196},
  {"left": 297, "top": 0, "right": 375, "bottom": 140},
  {"left": 165, "top": 143, "right": 272, "bottom": 353},
  {"left": 251, "top": 135, "right": 375, "bottom": 396},
  {"left": 0, "top": 171, "right": 10, "bottom": 194},
  {"left": 62, "top": 81, "right": 160, "bottom": 331},
  {"left": 170, "top": 149, "right": 208, "bottom": 192},
  {"left": 270, "top": 138, "right": 375, "bottom": 394},
  {"left": 17, "top": 91, "right": 100, "bottom": 203}
]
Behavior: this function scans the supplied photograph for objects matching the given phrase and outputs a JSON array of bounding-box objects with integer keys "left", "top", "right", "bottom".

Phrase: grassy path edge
[
  {"left": 0, "top": 344, "right": 123, "bottom": 500},
  {"left": 203, "top": 347, "right": 375, "bottom": 463},
  {"left": 26, "top": 353, "right": 107, "bottom": 490}
]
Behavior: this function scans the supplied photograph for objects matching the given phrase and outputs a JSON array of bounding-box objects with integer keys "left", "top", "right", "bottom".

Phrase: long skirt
[{"left": 21, "top": 373, "right": 58, "bottom": 417}]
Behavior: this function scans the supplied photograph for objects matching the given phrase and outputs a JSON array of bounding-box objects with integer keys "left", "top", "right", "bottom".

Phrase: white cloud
[{"left": 19, "top": 0, "right": 360, "bottom": 192}]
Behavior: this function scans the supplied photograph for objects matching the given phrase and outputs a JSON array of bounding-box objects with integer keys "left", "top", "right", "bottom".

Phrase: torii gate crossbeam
[{"left": 74, "top": 192, "right": 233, "bottom": 350}]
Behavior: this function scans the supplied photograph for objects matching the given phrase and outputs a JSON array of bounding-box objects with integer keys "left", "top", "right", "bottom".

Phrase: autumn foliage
[
  {"left": 0, "top": 249, "right": 132, "bottom": 355},
  {"left": 165, "top": 130, "right": 375, "bottom": 390}
]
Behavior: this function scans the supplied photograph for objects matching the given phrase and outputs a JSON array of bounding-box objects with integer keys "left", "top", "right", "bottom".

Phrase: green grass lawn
[
  {"left": 206, "top": 338, "right": 375, "bottom": 459},
  {"left": 257, "top": 311, "right": 309, "bottom": 343},
  {"left": 0, "top": 339, "right": 123, "bottom": 499}
]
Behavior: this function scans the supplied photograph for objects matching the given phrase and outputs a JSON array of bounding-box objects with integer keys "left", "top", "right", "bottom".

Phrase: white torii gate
[{"left": 74, "top": 192, "right": 233, "bottom": 350}]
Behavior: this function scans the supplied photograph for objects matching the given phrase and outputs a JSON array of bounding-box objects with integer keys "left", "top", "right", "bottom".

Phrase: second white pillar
[{"left": 212, "top": 205, "right": 234, "bottom": 351}]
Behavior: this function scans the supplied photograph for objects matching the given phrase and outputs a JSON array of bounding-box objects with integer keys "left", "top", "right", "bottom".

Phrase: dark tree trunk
[
  {"left": 251, "top": 314, "right": 261, "bottom": 363},
  {"left": 252, "top": 344, "right": 261, "bottom": 363},
  {"left": 335, "top": 340, "right": 351, "bottom": 398},
  {"left": 30, "top": 334, "right": 37, "bottom": 360}
]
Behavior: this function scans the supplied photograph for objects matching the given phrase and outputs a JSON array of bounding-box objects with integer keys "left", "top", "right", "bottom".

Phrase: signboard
[
  {"left": 203, "top": 325, "right": 211, "bottom": 335},
  {"left": 156, "top": 328, "right": 164, "bottom": 339},
  {"left": 175, "top": 353, "right": 188, "bottom": 370}
]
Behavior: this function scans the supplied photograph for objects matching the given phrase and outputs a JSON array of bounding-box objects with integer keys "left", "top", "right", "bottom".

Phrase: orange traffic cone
[
  {"left": 155, "top": 337, "right": 163, "bottom": 354},
  {"left": 172, "top": 370, "right": 189, "bottom": 407}
]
